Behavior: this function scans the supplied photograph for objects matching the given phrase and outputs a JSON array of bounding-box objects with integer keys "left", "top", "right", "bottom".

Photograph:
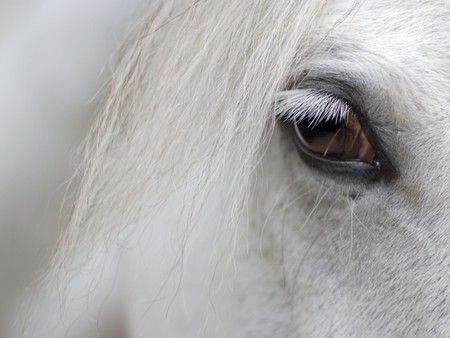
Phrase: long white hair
[
  {"left": 15, "top": 0, "right": 352, "bottom": 335},
  {"left": 50, "top": 0, "right": 332, "bottom": 285}
]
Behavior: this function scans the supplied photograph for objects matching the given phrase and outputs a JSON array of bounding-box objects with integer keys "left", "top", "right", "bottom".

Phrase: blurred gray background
[{"left": 0, "top": 0, "right": 149, "bottom": 334}]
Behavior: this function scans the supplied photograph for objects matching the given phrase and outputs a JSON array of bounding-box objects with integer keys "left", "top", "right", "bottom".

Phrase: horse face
[
  {"left": 246, "top": 1, "right": 450, "bottom": 336},
  {"left": 13, "top": 1, "right": 450, "bottom": 337}
]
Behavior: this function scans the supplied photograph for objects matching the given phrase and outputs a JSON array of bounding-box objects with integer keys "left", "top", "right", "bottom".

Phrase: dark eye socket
[{"left": 293, "top": 109, "right": 378, "bottom": 166}]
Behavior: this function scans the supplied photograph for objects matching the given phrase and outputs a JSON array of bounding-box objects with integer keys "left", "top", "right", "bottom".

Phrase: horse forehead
[
  {"left": 317, "top": 0, "right": 450, "bottom": 122},
  {"left": 327, "top": 0, "right": 450, "bottom": 66}
]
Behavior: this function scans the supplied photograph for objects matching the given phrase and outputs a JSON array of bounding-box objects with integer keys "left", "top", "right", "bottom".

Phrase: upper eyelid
[{"left": 274, "top": 89, "right": 351, "bottom": 126}]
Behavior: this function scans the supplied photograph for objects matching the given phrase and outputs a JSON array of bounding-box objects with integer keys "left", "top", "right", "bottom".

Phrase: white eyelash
[{"left": 274, "top": 89, "right": 351, "bottom": 127}]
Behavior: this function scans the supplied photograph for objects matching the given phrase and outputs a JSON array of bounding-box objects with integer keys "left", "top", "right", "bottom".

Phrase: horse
[{"left": 3, "top": 0, "right": 450, "bottom": 337}]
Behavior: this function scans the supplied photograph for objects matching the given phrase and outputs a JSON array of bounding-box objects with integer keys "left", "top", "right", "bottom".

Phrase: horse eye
[{"left": 293, "top": 110, "right": 378, "bottom": 166}]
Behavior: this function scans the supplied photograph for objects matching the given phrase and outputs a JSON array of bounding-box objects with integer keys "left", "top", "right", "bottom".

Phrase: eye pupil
[
  {"left": 296, "top": 119, "right": 346, "bottom": 157},
  {"left": 294, "top": 110, "right": 376, "bottom": 165}
]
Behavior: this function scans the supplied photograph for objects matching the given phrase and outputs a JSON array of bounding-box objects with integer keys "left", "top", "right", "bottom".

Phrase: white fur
[{"left": 4, "top": 0, "right": 450, "bottom": 337}]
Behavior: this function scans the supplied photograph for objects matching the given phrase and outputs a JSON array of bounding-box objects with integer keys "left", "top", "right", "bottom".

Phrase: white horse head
[{"left": 7, "top": 0, "right": 450, "bottom": 337}]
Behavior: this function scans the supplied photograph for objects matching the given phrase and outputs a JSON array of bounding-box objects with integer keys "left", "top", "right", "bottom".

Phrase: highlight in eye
[{"left": 275, "top": 89, "right": 378, "bottom": 167}]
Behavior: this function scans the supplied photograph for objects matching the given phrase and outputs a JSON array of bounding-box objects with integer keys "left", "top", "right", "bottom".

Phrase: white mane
[
  {"left": 19, "top": 0, "right": 334, "bottom": 335},
  {"left": 50, "top": 0, "right": 334, "bottom": 290}
]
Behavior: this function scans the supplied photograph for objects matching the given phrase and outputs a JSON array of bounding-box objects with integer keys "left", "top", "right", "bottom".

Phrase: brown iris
[{"left": 293, "top": 110, "right": 376, "bottom": 165}]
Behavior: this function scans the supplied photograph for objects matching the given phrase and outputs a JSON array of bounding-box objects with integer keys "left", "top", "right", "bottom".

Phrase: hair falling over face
[{"left": 18, "top": 0, "right": 332, "bottom": 335}]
